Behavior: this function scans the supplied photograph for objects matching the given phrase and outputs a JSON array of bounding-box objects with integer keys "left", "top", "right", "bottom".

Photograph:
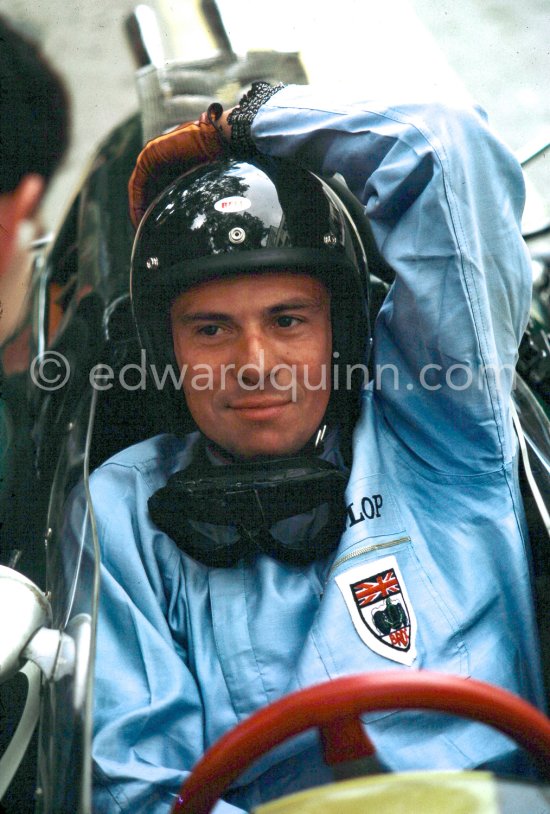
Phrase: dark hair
[{"left": 0, "top": 15, "right": 70, "bottom": 193}]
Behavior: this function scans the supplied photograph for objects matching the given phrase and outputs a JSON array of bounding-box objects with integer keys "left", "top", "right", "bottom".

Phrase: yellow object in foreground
[{"left": 255, "top": 771, "right": 501, "bottom": 814}]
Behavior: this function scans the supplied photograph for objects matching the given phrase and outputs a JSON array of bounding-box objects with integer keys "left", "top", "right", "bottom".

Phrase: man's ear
[{"left": 0, "top": 175, "right": 44, "bottom": 275}]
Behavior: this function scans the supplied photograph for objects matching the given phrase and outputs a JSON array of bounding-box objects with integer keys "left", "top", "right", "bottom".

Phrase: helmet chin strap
[
  {"left": 202, "top": 423, "right": 329, "bottom": 465},
  {"left": 314, "top": 423, "right": 328, "bottom": 450},
  {"left": 148, "top": 424, "right": 348, "bottom": 568}
]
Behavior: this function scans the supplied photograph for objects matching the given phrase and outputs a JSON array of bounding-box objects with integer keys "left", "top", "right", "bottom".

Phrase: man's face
[
  {"left": 171, "top": 272, "right": 332, "bottom": 459},
  {"left": 0, "top": 177, "right": 43, "bottom": 343}
]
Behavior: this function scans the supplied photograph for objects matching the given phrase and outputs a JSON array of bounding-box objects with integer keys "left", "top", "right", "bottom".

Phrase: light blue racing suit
[{"left": 64, "top": 87, "right": 543, "bottom": 813}]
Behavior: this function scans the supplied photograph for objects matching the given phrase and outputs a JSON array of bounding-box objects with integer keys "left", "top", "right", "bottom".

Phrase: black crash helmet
[{"left": 130, "top": 156, "right": 372, "bottom": 445}]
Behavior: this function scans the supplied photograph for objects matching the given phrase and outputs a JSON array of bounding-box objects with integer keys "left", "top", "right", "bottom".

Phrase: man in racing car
[{"left": 66, "top": 82, "right": 543, "bottom": 812}]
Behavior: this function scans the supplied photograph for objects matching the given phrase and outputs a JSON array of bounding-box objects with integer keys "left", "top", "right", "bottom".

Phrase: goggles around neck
[{"left": 148, "top": 442, "right": 348, "bottom": 567}]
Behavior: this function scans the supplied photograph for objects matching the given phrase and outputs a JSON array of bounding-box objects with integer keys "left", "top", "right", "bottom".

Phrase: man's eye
[
  {"left": 276, "top": 315, "right": 300, "bottom": 328},
  {"left": 198, "top": 324, "right": 220, "bottom": 336}
]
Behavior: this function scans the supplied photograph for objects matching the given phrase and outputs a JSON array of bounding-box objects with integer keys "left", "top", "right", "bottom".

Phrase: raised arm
[{"left": 246, "top": 86, "right": 531, "bottom": 473}]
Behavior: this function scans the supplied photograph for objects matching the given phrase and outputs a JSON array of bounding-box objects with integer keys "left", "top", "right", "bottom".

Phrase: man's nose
[{"left": 234, "top": 330, "right": 272, "bottom": 386}]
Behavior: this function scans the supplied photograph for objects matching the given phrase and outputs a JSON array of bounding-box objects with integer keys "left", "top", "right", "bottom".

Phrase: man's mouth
[{"left": 228, "top": 398, "right": 291, "bottom": 420}]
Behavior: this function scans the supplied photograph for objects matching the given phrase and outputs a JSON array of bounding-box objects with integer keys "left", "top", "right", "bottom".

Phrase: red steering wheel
[{"left": 171, "top": 671, "right": 550, "bottom": 814}]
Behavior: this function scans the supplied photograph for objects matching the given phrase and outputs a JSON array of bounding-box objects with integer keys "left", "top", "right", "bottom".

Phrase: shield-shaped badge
[{"left": 335, "top": 554, "right": 417, "bottom": 666}]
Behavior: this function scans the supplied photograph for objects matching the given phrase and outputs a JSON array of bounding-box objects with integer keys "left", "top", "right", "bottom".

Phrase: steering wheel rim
[{"left": 171, "top": 671, "right": 550, "bottom": 814}]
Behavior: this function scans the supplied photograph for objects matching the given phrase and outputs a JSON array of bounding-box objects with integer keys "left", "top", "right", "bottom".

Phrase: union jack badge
[{"left": 335, "top": 555, "right": 417, "bottom": 666}]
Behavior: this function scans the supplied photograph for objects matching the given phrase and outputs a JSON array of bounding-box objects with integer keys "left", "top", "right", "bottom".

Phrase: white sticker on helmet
[{"left": 214, "top": 196, "right": 251, "bottom": 213}]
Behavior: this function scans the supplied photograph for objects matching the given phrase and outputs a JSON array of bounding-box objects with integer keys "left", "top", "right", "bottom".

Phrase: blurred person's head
[{"left": 0, "top": 14, "right": 69, "bottom": 340}]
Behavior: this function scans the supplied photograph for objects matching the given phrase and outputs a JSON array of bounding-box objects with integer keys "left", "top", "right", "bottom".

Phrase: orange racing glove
[{"left": 128, "top": 109, "right": 227, "bottom": 229}]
